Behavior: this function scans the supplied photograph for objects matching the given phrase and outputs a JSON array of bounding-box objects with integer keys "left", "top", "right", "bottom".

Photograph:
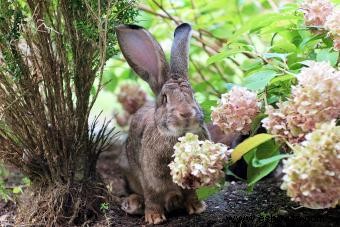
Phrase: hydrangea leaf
[
  {"left": 246, "top": 140, "right": 280, "bottom": 187},
  {"left": 252, "top": 153, "right": 291, "bottom": 167},
  {"left": 196, "top": 185, "right": 221, "bottom": 200},
  {"left": 242, "top": 70, "right": 277, "bottom": 91},
  {"left": 231, "top": 133, "right": 275, "bottom": 163},
  {"left": 316, "top": 49, "right": 338, "bottom": 66}
]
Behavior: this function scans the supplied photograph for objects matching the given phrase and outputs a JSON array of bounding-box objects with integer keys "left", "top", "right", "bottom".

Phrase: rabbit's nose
[{"left": 179, "top": 111, "right": 192, "bottom": 119}]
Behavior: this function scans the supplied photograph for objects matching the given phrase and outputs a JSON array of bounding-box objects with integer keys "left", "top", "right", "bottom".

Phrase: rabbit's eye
[{"left": 162, "top": 94, "right": 167, "bottom": 104}]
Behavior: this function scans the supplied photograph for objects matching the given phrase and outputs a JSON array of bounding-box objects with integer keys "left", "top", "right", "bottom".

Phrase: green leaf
[
  {"left": 267, "top": 95, "right": 280, "bottom": 104},
  {"left": 12, "top": 186, "right": 22, "bottom": 194},
  {"left": 243, "top": 148, "right": 256, "bottom": 165},
  {"left": 231, "top": 134, "right": 275, "bottom": 163},
  {"left": 240, "top": 59, "right": 263, "bottom": 71},
  {"left": 103, "top": 70, "right": 118, "bottom": 92},
  {"left": 243, "top": 70, "right": 277, "bottom": 91},
  {"left": 22, "top": 177, "right": 31, "bottom": 186},
  {"left": 250, "top": 113, "right": 267, "bottom": 136},
  {"left": 207, "top": 49, "right": 245, "bottom": 65},
  {"left": 252, "top": 153, "right": 291, "bottom": 167},
  {"left": 246, "top": 140, "right": 281, "bottom": 186},
  {"left": 200, "top": 99, "right": 217, "bottom": 122},
  {"left": 269, "top": 74, "right": 295, "bottom": 85},
  {"left": 225, "top": 168, "right": 246, "bottom": 181},
  {"left": 263, "top": 53, "right": 290, "bottom": 62},
  {"left": 316, "top": 49, "right": 339, "bottom": 66},
  {"left": 196, "top": 185, "right": 221, "bottom": 200},
  {"left": 299, "top": 34, "right": 324, "bottom": 49},
  {"left": 229, "top": 13, "right": 298, "bottom": 41},
  {"left": 271, "top": 40, "right": 296, "bottom": 53}
]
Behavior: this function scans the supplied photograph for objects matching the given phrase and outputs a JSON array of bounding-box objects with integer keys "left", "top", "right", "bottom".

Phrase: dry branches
[{"left": 0, "top": 0, "right": 136, "bottom": 225}]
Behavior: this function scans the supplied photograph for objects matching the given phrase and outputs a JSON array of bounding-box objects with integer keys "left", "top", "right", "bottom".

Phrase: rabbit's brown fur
[{"left": 116, "top": 23, "right": 209, "bottom": 224}]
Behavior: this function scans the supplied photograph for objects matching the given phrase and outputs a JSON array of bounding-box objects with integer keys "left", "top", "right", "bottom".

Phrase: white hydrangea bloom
[
  {"left": 211, "top": 86, "right": 260, "bottom": 135},
  {"left": 281, "top": 121, "right": 340, "bottom": 209},
  {"left": 292, "top": 62, "right": 340, "bottom": 123},
  {"left": 169, "top": 133, "right": 232, "bottom": 189}
]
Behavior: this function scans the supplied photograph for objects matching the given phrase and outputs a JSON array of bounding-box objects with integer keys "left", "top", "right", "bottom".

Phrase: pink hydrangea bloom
[
  {"left": 262, "top": 101, "right": 306, "bottom": 144},
  {"left": 325, "top": 8, "right": 340, "bottom": 50},
  {"left": 262, "top": 62, "right": 340, "bottom": 144},
  {"left": 325, "top": 8, "right": 340, "bottom": 35},
  {"left": 300, "top": 0, "right": 334, "bottom": 27},
  {"left": 211, "top": 86, "right": 260, "bottom": 135},
  {"left": 281, "top": 121, "right": 340, "bottom": 209},
  {"left": 333, "top": 36, "right": 340, "bottom": 51},
  {"left": 117, "top": 83, "right": 147, "bottom": 114}
]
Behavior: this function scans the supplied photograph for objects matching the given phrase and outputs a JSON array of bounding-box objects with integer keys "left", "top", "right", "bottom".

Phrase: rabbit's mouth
[{"left": 160, "top": 119, "right": 203, "bottom": 137}]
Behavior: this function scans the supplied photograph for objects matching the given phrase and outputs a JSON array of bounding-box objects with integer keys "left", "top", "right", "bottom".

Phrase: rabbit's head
[{"left": 116, "top": 23, "right": 204, "bottom": 137}]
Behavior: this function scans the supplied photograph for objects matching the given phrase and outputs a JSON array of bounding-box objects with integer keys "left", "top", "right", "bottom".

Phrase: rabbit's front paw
[
  {"left": 185, "top": 200, "right": 207, "bottom": 215},
  {"left": 165, "top": 191, "right": 183, "bottom": 212},
  {"left": 145, "top": 209, "right": 166, "bottom": 225},
  {"left": 121, "top": 194, "right": 144, "bottom": 215}
]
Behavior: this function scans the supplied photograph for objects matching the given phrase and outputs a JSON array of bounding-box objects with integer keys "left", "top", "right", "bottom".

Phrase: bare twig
[{"left": 190, "top": 57, "right": 221, "bottom": 96}]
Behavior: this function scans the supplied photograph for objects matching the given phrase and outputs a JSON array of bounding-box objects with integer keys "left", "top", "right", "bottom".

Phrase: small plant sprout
[{"left": 100, "top": 202, "right": 110, "bottom": 213}]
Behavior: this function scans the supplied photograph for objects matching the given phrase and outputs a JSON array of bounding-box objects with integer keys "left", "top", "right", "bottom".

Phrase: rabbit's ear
[
  {"left": 116, "top": 24, "right": 169, "bottom": 94},
  {"left": 170, "top": 23, "right": 192, "bottom": 79}
]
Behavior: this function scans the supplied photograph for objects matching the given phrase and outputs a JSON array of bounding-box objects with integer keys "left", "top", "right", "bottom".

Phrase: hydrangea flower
[
  {"left": 117, "top": 84, "right": 147, "bottom": 114},
  {"left": 300, "top": 0, "right": 334, "bottom": 27},
  {"left": 293, "top": 62, "right": 340, "bottom": 130},
  {"left": 211, "top": 86, "right": 260, "bottom": 135},
  {"left": 325, "top": 8, "right": 340, "bottom": 36},
  {"left": 325, "top": 8, "right": 340, "bottom": 50},
  {"left": 169, "top": 133, "right": 232, "bottom": 189},
  {"left": 262, "top": 101, "right": 306, "bottom": 144},
  {"left": 281, "top": 121, "right": 340, "bottom": 209},
  {"left": 262, "top": 62, "right": 340, "bottom": 144},
  {"left": 333, "top": 37, "right": 340, "bottom": 51}
]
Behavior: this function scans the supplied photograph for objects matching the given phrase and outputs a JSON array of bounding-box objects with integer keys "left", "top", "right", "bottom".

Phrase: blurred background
[{"left": 92, "top": 0, "right": 339, "bottom": 130}]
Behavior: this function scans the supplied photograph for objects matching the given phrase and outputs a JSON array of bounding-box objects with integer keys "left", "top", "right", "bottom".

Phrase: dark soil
[
  {"left": 1, "top": 151, "right": 339, "bottom": 226},
  {"left": 96, "top": 151, "right": 340, "bottom": 227}
]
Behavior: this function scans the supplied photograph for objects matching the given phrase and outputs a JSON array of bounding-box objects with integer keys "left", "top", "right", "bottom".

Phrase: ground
[{"left": 1, "top": 151, "right": 339, "bottom": 226}]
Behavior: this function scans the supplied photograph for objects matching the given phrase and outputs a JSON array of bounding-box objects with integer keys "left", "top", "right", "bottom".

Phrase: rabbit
[{"left": 115, "top": 23, "right": 210, "bottom": 225}]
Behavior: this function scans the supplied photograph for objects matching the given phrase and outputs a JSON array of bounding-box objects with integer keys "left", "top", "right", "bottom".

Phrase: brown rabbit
[{"left": 115, "top": 23, "right": 210, "bottom": 224}]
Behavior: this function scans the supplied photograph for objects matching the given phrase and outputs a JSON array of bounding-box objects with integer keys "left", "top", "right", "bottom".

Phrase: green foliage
[
  {"left": 243, "top": 140, "right": 286, "bottom": 190},
  {"left": 242, "top": 70, "right": 278, "bottom": 91},
  {"left": 0, "top": 164, "right": 32, "bottom": 201},
  {"left": 0, "top": 164, "right": 10, "bottom": 202},
  {"left": 231, "top": 134, "right": 275, "bottom": 163},
  {"left": 232, "top": 137, "right": 291, "bottom": 190},
  {"left": 196, "top": 180, "right": 226, "bottom": 200},
  {"left": 100, "top": 202, "right": 110, "bottom": 213},
  {"left": 105, "top": 0, "right": 338, "bottom": 120}
]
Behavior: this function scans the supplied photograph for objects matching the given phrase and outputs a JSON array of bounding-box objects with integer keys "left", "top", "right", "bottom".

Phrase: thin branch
[{"left": 190, "top": 56, "right": 221, "bottom": 97}]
